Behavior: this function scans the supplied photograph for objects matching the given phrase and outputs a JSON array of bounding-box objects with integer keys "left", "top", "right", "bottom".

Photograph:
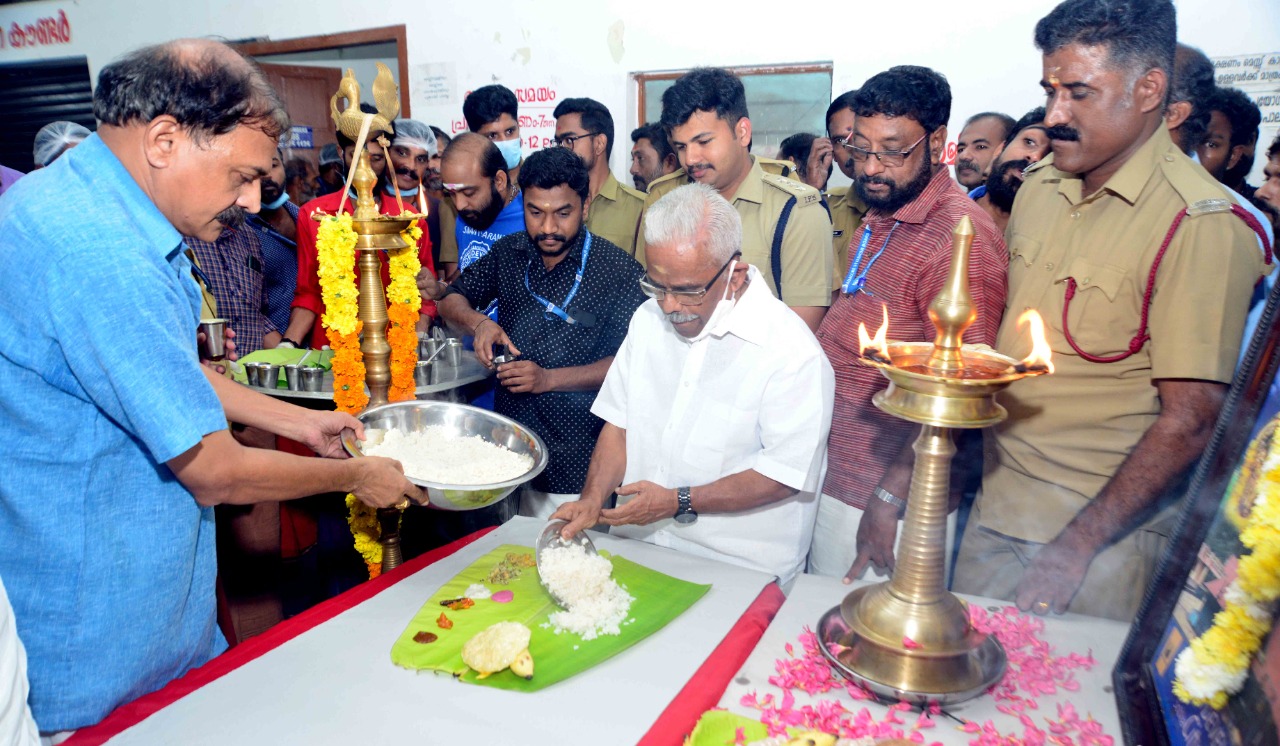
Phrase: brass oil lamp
[
  {"left": 325, "top": 66, "right": 424, "bottom": 571},
  {"left": 817, "top": 216, "right": 1054, "bottom": 704}
]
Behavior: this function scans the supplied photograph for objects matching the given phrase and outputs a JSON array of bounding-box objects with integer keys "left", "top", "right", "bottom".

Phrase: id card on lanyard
[
  {"left": 840, "top": 221, "right": 901, "bottom": 296},
  {"left": 524, "top": 232, "right": 592, "bottom": 324}
]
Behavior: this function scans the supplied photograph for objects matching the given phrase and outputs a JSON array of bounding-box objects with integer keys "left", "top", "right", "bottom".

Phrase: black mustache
[
  {"left": 394, "top": 167, "right": 421, "bottom": 180},
  {"left": 534, "top": 234, "right": 568, "bottom": 245},
  {"left": 956, "top": 158, "right": 979, "bottom": 172},
  {"left": 215, "top": 206, "right": 246, "bottom": 229},
  {"left": 1045, "top": 125, "right": 1080, "bottom": 142},
  {"left": 856, "top": 174, "right": 895, "bottom": 187}
]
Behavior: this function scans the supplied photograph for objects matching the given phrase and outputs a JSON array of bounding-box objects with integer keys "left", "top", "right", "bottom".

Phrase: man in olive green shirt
[
  {"left": 635, "top": 67, "right": 833, "bottom": 332},
  {"left": 953, "top": 0, "right": 1271, "bottom": 622},
  {"left": 553, "top": 97, "right": 645, "bottom": 257}
]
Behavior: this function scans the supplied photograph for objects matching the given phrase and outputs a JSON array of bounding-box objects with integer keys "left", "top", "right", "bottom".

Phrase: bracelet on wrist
[
  {"left": 473, "top": 317, "right": 490, "bottom": 335},
  {"left": 873, "top": 486, "right": 907, "bottom": 516}
]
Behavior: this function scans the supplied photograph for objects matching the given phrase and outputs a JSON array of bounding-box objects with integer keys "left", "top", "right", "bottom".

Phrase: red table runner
[{"left": 63, "top": 527, "right": 497, "bottom": 746}]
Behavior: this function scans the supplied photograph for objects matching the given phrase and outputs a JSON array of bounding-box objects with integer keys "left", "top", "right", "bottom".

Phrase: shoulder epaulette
[
  {"left": 643, "top": 169, "right": 689, "bottom": 204},
  {"left": 763, "top": 172, "right": 822, "bottom": 206}
]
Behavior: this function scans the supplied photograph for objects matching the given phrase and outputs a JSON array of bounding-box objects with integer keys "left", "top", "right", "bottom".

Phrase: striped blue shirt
[{"left": 0, "top": 134, "right": 229, "bottom": 731}]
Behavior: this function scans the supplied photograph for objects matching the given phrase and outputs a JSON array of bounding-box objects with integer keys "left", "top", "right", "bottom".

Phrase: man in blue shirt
[
  {"left": 439, "top": 132, "right": 525, "bottom": 278},
  {"left": 0, "top": 39, "right": 422, "bottom": 735}
]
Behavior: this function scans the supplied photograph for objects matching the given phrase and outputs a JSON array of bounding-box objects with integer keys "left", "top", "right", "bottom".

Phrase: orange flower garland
[{"left": 386, "top": 219, "right": 423, "bottom": 402}]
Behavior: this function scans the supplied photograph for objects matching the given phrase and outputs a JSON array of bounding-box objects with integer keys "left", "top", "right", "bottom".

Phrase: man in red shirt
[
  {"left": 808, "top": 65, "right": 1009, "bottom": 583},
  {"left": 282, "top": 120, "right": 437, "bottom": 349}
]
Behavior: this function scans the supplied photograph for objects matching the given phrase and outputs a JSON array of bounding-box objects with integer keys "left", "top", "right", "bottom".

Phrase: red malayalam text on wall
[
  {"left": 1, "top": 10, "right": 71, "bottom": 49},
  {"left": 940, "top": 141, "right": 958, "bottom": 166}
]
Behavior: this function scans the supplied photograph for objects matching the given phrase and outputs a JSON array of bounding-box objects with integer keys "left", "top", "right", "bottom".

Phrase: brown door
[{"left": 259, "top": 63, "right": 342, "bottom": 170}]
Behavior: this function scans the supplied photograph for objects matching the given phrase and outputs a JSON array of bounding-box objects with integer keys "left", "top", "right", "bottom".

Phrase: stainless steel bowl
[
  {"left": 534, "top": 520, "right": 599, "bottom": 607},
  {"left": 341, "top": 400, "right": 548, "bottom": 511}
]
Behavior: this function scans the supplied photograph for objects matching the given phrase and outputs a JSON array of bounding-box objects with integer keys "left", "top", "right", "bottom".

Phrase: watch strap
[{"left": 873, "top": 486, "right": 907, "bottom": 514}]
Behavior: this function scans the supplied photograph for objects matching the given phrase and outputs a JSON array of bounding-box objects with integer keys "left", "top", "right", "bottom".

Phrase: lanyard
[
  {"left": 840, "top": 221, "right": 901, "bottom": 296},
  {"left": 524, "top": 231, "right": 591, "bottom": 324}
]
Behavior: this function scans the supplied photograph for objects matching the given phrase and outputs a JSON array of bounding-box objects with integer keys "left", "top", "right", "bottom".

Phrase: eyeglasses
[
  {"left": 552, "top": 132, "right": 600, "bottom": 148},
  {"left": 841, "top": 132, "right": 928, "bottom": 168},
  {"left": 638, "top": 252, "right": 742, "bottom": 306}
]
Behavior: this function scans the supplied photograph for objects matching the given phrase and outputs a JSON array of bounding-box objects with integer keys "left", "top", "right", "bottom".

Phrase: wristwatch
[
  {"left": 873, "top": 486, "right": 907, "bottom": 517},
  {"left": 674, "top": 486, "right": 698, "bottom": 525}
]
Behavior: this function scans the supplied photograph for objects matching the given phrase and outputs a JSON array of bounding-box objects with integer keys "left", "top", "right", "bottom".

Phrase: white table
[
  {"left": 717, "top": 574, "right": 1130, "bottom": 743},
  {"left": 97, "top": 517, "right": 774, "bottom": 746}
]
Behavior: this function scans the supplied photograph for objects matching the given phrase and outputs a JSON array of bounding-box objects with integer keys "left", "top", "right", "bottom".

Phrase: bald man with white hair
[{"left": 553, "top": 183, "right": 834, "bottom": 584}]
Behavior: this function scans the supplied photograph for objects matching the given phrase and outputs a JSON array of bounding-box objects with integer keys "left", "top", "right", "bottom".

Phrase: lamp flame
[
  {"left": 859, "top": 304, "right": 891, "bottom": 362},
  {"left": 1016, "top": 309, "right": 1054, "bottom": 374}
]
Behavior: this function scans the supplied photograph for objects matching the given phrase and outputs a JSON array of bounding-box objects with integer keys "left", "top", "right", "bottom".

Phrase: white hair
[{"left": 643, "top": 182, "right": 741, "bottom": 267}]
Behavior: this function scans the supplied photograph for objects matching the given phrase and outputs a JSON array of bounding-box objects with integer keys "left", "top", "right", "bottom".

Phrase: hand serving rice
[
  {"left": 362, "top": 426, "right": 534, "bottom": 484},
  {"left": 538, "top": 543, "right": 633, "bottom": 641}
]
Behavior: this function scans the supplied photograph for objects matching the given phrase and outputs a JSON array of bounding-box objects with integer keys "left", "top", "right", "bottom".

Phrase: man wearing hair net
[
  {"left": 316, "top": 143, "right": 344, "bottom": 196},
  {"left": 387, "top": 118, "right": 438, "bottom": 202},
  {"left": 33, "top": 121, "right": 91, "bottom": 168}
]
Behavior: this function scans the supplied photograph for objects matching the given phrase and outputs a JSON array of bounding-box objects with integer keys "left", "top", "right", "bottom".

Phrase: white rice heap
[
  {"left": 363, "top": 426, "right": 532, "bottom": 484},
  {"left": 539, "top": 543, "right": 634, "bottom": 641}
]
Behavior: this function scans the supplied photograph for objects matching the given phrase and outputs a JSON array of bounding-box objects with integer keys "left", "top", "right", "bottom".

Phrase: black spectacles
[
  {"left": 552, "top": 132, "right": 600, "bottom": 148},
  {"left": 840, "top": 133, "right": 928, "bottom": 168},
  {"left": 638, "top": 252, "right": 742, "bottom": 306}
]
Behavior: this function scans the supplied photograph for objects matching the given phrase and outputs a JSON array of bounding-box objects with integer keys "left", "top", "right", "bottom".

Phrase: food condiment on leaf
[
  {"left": 437, "top": 612, "right": 453, "bottom": 629},
  {"left": 461, "top": 621, "right": 534, "bottom": 680},
  {"left": 412, "top": 631, "right": 438, "bottom": 644}
]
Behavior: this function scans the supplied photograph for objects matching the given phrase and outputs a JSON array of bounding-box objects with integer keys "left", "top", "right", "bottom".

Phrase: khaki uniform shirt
[
  {"left": 825, "top": 186, "right": 868, "bottom": 291},
  {"left": 979, "top": 126, "right": 1270, "bottom": 543},
  {"left": 186, "top": 249, "right": 218, "bottom": 319},
  {"left": 636, "top": 156, "right": 834, "bottom": 308},
  {"left": 586, "top": 173, "right": 645, "bottom": 257}
]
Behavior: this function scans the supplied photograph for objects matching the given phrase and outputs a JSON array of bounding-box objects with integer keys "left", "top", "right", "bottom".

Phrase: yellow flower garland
[
  {"left": 318, "top": 214, "right": 425, "bottom": 579},
  {"left": 1174, "top": 421, "right": 1280, "bottom": 709}
]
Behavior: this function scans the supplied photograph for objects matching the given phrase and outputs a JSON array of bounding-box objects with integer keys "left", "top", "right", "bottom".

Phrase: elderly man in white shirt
[{"left": 552, "top": 183, "right": 835, "bottom": 585}]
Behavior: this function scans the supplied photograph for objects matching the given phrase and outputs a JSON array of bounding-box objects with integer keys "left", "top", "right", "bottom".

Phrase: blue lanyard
[
  {"left": 840, "top": 221, "right": 901, "bottom": 296},
  {"left": 524, "top": 231, "right": 592, "bottom": 324}
]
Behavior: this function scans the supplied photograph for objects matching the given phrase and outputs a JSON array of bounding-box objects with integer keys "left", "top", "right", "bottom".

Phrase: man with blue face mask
[
  {"left": 552, "top": 183, "right": 835, "bottom": 586},
  {"left": 437, "top": 86, "right": 525, "bottom": 279}
]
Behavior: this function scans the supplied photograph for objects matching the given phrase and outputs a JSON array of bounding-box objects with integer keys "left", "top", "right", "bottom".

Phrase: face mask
[
  {"left": 262, "top": 190, "right": 290, "bottom": 211},
  {"left": 391, "top": 182, "right": 420, "bottom": 197},
  {"left": 495, "top": 138, "right": 523, "bottom": 170},
  {"left": 679, "top": 260, "right": 738, "bottom": 345}
]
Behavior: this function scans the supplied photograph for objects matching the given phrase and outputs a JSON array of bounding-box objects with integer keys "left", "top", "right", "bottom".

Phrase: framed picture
[{"left": 1114, "top": 277, "right": 1280, "bottom": 746}]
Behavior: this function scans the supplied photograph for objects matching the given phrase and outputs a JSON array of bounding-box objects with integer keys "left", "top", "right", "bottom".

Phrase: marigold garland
[
  {"left": 1174, "top": 426, "right": 1280, "bottom": 709},
  {"left": 386, "top": 220, "right": 423, "bottom": 402},
  {"left": 346, "top": 493, "right": 383, "bottom": 579},
  {"left": 318, "top": 214, "right": 424, "bottom": 579}
]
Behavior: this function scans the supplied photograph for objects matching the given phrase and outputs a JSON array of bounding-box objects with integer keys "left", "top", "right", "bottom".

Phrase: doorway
[{"left": 234, "top": 25, "right": 409, "bottom": 171}]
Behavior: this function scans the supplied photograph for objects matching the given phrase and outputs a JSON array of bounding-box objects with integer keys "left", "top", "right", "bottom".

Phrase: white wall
[{"left": 2, "top": 0, "right": 1278, "bottom": 181}]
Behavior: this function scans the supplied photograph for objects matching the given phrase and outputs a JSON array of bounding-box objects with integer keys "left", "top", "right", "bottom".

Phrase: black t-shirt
[{"left": 450, "top": 229, "right": 647, "bottom": 493}]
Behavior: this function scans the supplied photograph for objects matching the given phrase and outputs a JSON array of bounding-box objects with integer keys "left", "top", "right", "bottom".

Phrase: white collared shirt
[{"left": 592, "top": 265, "right": 835, "bottom": 584}]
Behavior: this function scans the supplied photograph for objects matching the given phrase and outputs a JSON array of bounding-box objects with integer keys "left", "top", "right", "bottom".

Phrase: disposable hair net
[
  {"left": 34, "top": 121, "right": 91, "bottom": 167},
  {"left": 391, "top": 119, "right": 438, "bottom": 157}
]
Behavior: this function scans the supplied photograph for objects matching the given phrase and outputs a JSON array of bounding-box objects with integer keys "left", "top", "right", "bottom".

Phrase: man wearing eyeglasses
[
  {"left": 808, "top": 65, "right": 1008, "bottom": 585},
  {"left": 552, "top": 183, "right": 834, "bottom": 586},
  {"left": 635, "top": 67, "right": 835, "bottom": 333},
  {"left": 552, "top": 97, "right": 646, "bottom": 257},
  {"left": 433, "top": 146, "right": 646, "bottom": 521}
]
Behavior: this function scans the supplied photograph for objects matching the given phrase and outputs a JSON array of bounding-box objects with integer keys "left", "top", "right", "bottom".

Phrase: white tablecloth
[
  {"left": 105, "top": 516, "right": 774, "bottom": 745},
  {"left": 717, "top": 573, "right": 1130, "bottom": 743}
]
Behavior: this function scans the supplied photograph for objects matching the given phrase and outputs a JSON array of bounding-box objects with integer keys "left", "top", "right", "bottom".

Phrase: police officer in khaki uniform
[
  {"left": 825, "top": 91, "right": 868, "bottom": 291},
  {"left": 953, "top": 0, "right": 1272, "bottom": 622},
  {"left": 634, "top": 68, "right": 833, "bottom": 332},
  {"left": 553, "top": 97, "right": 646, "bottom": 256}
]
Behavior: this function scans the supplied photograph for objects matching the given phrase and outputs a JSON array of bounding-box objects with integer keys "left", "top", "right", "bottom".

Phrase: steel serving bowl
[{"left": 341, "top": 400, "right": 548, "bottom": 511}]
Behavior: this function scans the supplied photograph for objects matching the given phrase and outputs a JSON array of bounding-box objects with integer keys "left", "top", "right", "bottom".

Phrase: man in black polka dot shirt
[{"left": 435, "top": 147, "right": 647, "bottom": 518}]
